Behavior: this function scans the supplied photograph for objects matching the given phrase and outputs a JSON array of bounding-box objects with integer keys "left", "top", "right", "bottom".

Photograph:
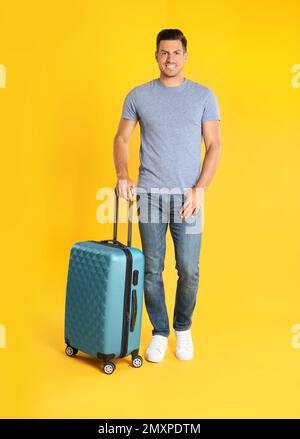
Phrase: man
[{"left": 113, "top": 29, "right": 221, "bottom": 363}]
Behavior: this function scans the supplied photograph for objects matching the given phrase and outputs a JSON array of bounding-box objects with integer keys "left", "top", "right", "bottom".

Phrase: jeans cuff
[
  {"left": 173, "top": 325, "right": 191, "bottom": 332},
  {"left": 152, "top": 331, "right": 169, "bottom": 337}
]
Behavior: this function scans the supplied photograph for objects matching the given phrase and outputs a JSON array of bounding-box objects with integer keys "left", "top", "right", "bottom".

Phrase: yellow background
[{"left": 0, "top": 0, "right": 300, "bottom": 419}]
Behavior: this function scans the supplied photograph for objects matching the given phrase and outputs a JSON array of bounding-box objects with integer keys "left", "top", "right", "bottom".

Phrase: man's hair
[{"left": 156, "top": 29, "right": 187, "bottom": 53}]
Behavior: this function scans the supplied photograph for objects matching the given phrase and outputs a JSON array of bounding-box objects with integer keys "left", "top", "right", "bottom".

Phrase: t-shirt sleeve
[
  {"left": 121, "top": 88, "right": 139, "bottom": 121},
  {"left": 201, "top": 88, "right": 221, "bottom": 123}
]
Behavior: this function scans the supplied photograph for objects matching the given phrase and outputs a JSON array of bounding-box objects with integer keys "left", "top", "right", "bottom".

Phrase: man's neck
[{"left": 158, "top": 75, "right": 186, "bottom": 87}]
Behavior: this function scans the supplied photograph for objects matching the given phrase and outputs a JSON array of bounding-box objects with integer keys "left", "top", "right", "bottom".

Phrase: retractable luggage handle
[{"left": 113, "top": 187, "right": 133, "bottom": 247}]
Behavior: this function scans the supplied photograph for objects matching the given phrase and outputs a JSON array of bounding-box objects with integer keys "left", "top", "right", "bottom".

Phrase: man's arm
[
  {"left": 113, "top": 117, "right": 137, "bottom": 201},
  {"left": 179, "top": 120, "right": 221, "bottom": 219},
  {"left": 195, "top": 120, "right": 221, "bottom": 190}
]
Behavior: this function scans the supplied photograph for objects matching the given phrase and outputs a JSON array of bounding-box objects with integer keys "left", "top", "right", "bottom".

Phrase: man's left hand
[{"left": 179, "top": 187, "right": 204, "bottom": 219}]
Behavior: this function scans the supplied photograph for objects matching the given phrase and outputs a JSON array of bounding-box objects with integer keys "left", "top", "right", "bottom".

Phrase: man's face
[{"left": 155, "top": 40, "right": 187, "bottom": 78}]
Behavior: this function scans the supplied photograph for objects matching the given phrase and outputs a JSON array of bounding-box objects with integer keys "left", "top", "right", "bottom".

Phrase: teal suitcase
[{"left": 64, "top": 189, "right": 144, "bottom": 374}]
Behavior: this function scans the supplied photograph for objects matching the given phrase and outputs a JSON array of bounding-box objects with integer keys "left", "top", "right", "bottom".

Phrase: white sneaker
[
  {"left": 145, "top": 335, "right": 168, "bottom": 363},
  {"left": 175, "top": 329, "right": 194, "bottom": 360}
]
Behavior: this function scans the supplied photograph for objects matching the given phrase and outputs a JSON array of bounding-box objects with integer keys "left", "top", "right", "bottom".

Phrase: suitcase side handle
[
  {"left": 113, "top": 187, "right": 133, "bottom": 247},
  {"left": 130, "top": 290, "right": 137, "bottom": 332}
]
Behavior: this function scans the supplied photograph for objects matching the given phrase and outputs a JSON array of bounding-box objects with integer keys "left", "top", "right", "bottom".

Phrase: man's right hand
[{"left": 115, "top": 177, "right": 136, "bottom": 201}]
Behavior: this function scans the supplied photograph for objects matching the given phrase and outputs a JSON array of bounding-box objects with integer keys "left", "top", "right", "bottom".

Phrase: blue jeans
[{"left": 136, "top": 192, "right": 202, "bottom": 337}]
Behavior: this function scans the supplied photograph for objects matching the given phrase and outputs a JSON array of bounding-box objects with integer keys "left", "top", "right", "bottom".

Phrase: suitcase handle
[
  {"left": 100, "top": 239, "right": 126, "bottom": 248},
  {"left": 113, "top": 187, "right": 133, "bottom": 247}
]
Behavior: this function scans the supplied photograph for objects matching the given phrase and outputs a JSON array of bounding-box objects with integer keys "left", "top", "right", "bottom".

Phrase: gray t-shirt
[{"left": 121, "top": 77, "right": 220, "bottom": 193}]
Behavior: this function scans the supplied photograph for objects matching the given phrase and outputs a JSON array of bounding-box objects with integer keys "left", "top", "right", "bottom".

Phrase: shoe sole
[
  {"left": 145, "top": 348, "right": 168, "bottom": 363},
  {"left": 175, "top": 350, "right": 194, "bottom": 360}
]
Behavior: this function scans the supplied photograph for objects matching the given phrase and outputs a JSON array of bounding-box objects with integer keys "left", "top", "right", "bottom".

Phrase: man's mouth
[{"left": 165, "top": 63, "right": 176, "bottom": 69}]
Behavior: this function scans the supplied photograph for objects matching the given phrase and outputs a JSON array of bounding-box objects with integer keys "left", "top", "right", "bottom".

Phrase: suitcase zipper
[{"left": 120, "top": 248, "right": 133, "bottom": 357}]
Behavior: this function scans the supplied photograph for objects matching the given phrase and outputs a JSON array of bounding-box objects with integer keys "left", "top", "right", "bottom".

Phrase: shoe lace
[
  {"left": 176, "top": 332, "right": 192, "bottom": 349},
  {"left": 150, "top": 336, "right": 167, "bottom": 352}
]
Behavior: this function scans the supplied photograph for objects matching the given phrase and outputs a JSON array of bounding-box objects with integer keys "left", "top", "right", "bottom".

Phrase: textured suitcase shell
[{"left": 64, "top": 240, "right": 144, "bottom": 362}]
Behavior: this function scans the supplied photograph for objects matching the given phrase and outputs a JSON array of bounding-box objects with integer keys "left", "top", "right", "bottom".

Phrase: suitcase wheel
[
  {"left": 65, "top": 345, "right": 78, "bottom": 357},
  {"left": 132, "top": 355, "right": 143, "bottom": 368},
  {"left": 103, "top": 361, "right": 116, "bottom": 375}
]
